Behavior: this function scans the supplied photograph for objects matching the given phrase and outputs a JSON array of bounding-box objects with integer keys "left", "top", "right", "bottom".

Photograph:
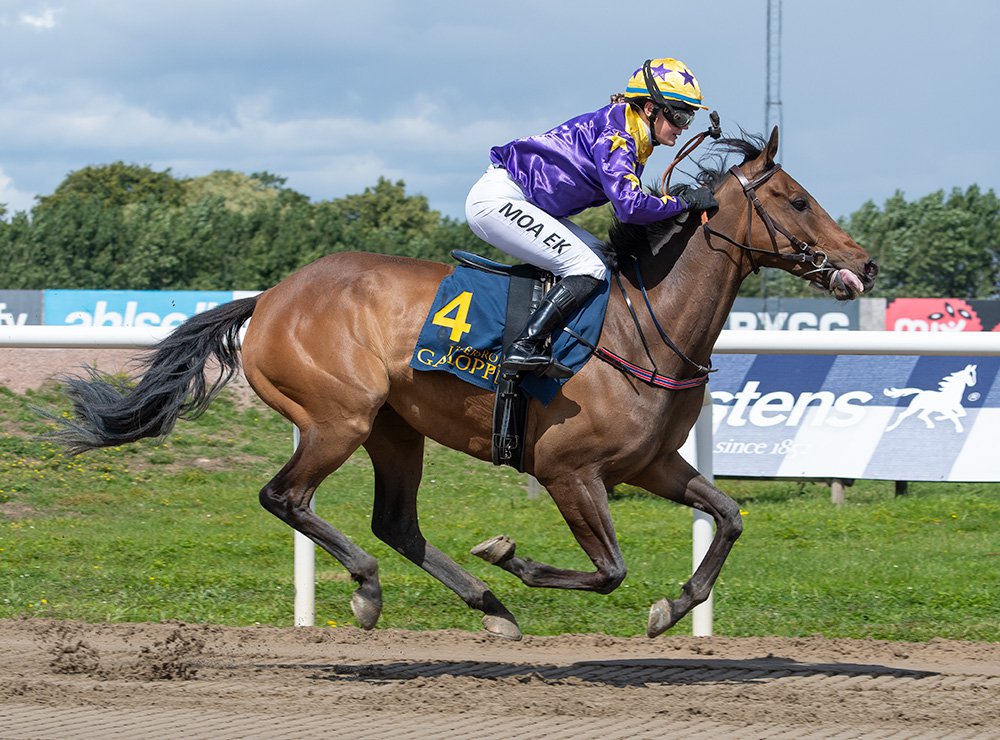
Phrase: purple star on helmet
[
  {"left": 679, "top": 69, "right": 696, "bottom": 87},
  {"left": 650, "top": 63, "right": 673, "bottom": 79}
]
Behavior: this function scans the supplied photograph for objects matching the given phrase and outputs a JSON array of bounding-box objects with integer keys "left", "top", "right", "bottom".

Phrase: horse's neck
[
  {"left": 621, "top": 226, "right": 748, "bottom": 373},
  {"left": 941, "top": 374, "right": 968, "bottom": 398}
]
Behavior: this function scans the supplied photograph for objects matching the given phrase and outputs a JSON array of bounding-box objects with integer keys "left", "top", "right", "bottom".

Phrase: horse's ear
[{"left": 764, "top": 126, "right": 779, "bottom": 167}]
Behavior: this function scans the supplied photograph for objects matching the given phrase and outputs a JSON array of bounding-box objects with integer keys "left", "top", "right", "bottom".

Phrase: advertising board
[
  {"left": 886, "top": 298, "right": 1000, "bottom": 332},
  {"left": 710, "top": 353, "right": 1000, "bottom": 481},
  {"left": 724, "top": 297, "right": 860, "bottom": 331},
  {"left": 43, "top": 290, "right": 233, "bottom": 327},
  {"left": 0, "top": 290, "right": 43, "bottom": 325}
]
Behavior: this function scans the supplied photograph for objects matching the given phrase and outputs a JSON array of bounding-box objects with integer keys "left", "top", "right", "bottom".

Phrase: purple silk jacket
[{"left": 489, "top": 102, "right": 688, "bottom": 225}]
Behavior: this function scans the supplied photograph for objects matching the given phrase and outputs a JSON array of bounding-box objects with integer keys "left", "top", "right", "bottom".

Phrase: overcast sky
[{"left": 2, "top": 1, "right": 998, "bottom": 223}]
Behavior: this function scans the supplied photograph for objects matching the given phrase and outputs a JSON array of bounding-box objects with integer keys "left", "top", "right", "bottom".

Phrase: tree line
[
  {"left": 744, "top": 184, "right": 1000, "bottom": 299},
  {"left": 1, "top": 162, "right": 997, "bottom": 298},
  {"left": 0, "top": 163, "right": 485, "bottom": 291}
]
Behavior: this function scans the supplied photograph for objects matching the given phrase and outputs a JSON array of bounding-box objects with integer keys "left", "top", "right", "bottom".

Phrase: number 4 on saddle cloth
[{"left": 410, "top": 251, "right": 611, "bottom": 470}]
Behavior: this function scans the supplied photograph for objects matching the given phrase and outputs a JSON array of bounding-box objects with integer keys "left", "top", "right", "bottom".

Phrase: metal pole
[
  {"left": 292, "top": 425, "right": 316, "bottom": 627},
  {"left": 691, "top": 387, "right": 715, "bottom": 636},
  {"left": 4, "top": 325, "right": 997, "bottom": 355},
  {"left": 679, "top": 385, "right": 715, "bottom": 636}
]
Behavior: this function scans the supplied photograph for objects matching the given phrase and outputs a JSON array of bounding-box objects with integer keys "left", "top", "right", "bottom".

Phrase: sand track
[
  {"left": 1, "top": 618, "right": 998, "bottom": 739},
  {"left": 3, "top": 353, "right": 998, "bottom": 738}
]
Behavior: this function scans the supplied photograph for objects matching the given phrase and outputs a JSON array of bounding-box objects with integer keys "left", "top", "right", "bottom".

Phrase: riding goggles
[{"left": 660, "top": 102, "right": 697, "bottom": 129}]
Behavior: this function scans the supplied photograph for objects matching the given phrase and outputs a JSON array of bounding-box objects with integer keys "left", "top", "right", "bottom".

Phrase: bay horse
[{"left": 56, "top": 127, "right": 877, "bottom": 640}]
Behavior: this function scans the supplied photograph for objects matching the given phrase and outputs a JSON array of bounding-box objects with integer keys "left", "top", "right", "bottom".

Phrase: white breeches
[{"left": 465, "top": 166, "right": 608, "bottom": 280}]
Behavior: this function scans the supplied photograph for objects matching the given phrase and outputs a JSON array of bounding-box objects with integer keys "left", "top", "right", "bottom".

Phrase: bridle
[
  {"left": 703, "top": 163, "right": 833, "bottom": 281},
  {"left": 655, "top": 112, "right": 831, "bottom": 282},
  {"left": 568, "top": 133, "right": 848, "bottom": 390}
]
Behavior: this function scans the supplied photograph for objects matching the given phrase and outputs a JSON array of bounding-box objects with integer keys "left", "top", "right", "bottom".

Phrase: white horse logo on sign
[{"left": 883, "top": 364, "right": 977, "bottom": 433}]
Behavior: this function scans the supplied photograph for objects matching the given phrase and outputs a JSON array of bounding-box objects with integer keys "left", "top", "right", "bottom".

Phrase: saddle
[{"left": 452, "top": 250, "right": 550, "bottom": 471}]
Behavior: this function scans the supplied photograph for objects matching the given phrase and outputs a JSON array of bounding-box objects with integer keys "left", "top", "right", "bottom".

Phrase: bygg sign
[{"left": 724, "top": 298, "right": 859, "bottom": 331}]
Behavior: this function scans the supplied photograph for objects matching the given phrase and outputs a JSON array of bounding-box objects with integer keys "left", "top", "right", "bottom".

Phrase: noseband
[{"left": 704, "top": 164, "right": 831, "bottom": 279}]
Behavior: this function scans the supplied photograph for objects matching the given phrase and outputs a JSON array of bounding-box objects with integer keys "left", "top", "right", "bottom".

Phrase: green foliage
[
  {"left": 3, "top": 160, "right": 996, "bottom": 299},
  {"left": 0, "top": 166, "right": 480, "bottom": 290},
  {"left": 1, "top": 385, "right": 998, "bottom": 640},
  {"left": 736, "top": 185, "right": 1000, "bottom": 299},
  {"left": 738, "top": 268, "right": 823, "bottom": 299},
  {"left": 839, "top": 186, "right": 1000, "bottom": 299},
  {"left": 39, "top": 161, "right": 186, "bottom": 209},
  {"left": 569, "top": 203, "right": 615, "bottom": 244}
]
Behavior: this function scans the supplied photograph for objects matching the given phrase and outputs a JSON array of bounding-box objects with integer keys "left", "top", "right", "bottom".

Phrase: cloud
[
  {"left": 0, "top": 166, "right": 36, "bottom": 216},
  {"left": 1, "top": 0, "right": 997, "bottom": 224},
  {"left": 19, "top": 8, "right": 59, "bottom": 29},
  {"left": 0, "top": 81, "right": 527, "bottom": 218}
]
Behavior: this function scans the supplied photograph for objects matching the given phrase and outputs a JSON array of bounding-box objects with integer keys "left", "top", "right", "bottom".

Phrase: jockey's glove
[{"left": 680, "top": 186, "right": 719, "bottom": 214}]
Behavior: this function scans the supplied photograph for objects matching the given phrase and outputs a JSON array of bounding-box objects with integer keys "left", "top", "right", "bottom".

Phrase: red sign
[{"left": 885, "top": 298, "right": 1000, "bottom": 332}]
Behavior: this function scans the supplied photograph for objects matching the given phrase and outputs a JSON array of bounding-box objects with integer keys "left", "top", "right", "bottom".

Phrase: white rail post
[
  {"left": 690, "top": 386, "right": 715, "bottom": 637},
  {"left": 292, "top": 425, "right": 316, "bottom": 627}
]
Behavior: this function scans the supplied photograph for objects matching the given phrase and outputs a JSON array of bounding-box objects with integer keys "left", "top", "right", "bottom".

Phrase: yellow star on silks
[
  {"left": 608, "top": 133, "right": 630, "bottom": 154},
  {"left": 660, "top": 194, "right": 677, "bottom": 203},
  {"left": 623, "top": 173, "right": 642, "bottom": 190}
]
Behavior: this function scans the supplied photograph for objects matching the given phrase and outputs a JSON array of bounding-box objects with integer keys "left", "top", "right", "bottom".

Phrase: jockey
[{"left": 466, "top": 58, "right": 720, "bottom": 379}]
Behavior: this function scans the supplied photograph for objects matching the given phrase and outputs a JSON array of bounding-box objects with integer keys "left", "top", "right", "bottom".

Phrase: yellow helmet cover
[{"left": 625, "top": 58, "right": 707, "bottom": 109}]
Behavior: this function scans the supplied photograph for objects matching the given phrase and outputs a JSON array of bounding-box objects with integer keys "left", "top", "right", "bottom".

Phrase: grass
[{"left": 0, "top": 383, "right": 997, "bottom": 641}]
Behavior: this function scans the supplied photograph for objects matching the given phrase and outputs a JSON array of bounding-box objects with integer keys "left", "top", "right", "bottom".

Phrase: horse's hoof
[
  {"left": 482, "top": 614, "right": 522, "bottom": 641},
  {"left": 647, "top": 598, "right": 676, "bottom": 638},
  {"left": 351, "top": 591, "right": 382, "bottom": 630},
  {"left": 471, "top": 535, "right": 516, "bottom": 565}
]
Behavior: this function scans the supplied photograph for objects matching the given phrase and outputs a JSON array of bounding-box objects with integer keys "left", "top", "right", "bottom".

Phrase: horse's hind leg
[
  {"left": 473, "top": 471, "right": 628, "bottom": 594},
  {"left": 885, "top": 405, "right": 916, "bottom": 431},
  {"left": 628, "top": 452, "right": 742, "bottom": 637},
  {"left": 917, "top": 407, "right": 937, "bottom": 429},
  {"left": 364, "top": 406, "right": 522, "bottom": 640},
  {"left": 258, "top": 429, "right": 383, "bottom": 629}
]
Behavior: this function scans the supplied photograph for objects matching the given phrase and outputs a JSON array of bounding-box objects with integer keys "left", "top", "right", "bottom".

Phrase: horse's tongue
[{"left": 838, "top": 269, "right": 864, "bottom": 294}]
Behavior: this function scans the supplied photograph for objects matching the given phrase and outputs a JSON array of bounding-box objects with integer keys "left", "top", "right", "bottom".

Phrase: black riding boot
[{"left": 503, "top": 275, "right": 600, "bottom": 379}]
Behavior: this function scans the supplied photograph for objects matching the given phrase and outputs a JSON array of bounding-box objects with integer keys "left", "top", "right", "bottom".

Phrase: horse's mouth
[
  {"left": 828, "top": 259, "right": 878, "bottom": 300},
  {"left": 829, "top": 268, "right": 866, "bottom": 300}
]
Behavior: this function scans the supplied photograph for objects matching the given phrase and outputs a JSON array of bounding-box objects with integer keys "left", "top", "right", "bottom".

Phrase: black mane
[
  {"left": 605, "top": 131, "right": 766, "bottom": 263},
  {"left": 691, "top": 132, "right": 766, "bottom": 190}
]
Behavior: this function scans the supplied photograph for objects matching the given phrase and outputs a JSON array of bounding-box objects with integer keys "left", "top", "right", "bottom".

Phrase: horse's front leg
[
  {"left": 627, "top": 452, "right": 743, "bottom": 637},
  {"left": 364, "top": 406, "right": 523, "bottom": 640},
  {"left": 472, "top": 471, "right": 627, "bottom": 595},
  {"left": 942, "top": 406, "right": 966, "bottom": 433}
]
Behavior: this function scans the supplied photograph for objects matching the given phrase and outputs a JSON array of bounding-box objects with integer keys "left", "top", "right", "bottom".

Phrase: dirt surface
[
  {"left": 3, "top": 353, "right": 1000, "bottom": 739},
  {"left": 0, "top": 347, "right": 257, "bottom": 402},
  {"left": 0, "top": 618, "right": 998, "bottom": 739}
]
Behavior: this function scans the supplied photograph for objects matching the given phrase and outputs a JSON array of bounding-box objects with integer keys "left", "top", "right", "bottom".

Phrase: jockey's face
[{"left": 644, "top": 101, "right": 687, "bottom": 147}]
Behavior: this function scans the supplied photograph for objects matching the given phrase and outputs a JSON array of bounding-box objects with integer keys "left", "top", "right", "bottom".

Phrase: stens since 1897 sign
[{"left": 709, "top": 354, "right": 1000, "bottom": 482}]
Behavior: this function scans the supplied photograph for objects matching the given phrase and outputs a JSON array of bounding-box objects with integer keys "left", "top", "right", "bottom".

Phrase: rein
[
  {"left": 623, "top": 258, "right": 713, "bottom": 375},
  {"left": 659, "top": 111, "right": 722, "bottom": 194},
  {"left": 702, "top": 164, "right": 832, "bottom": 278},
  {"left": 584, "top": 158, "right": 835, "bottom": 389},
  {"left": 563, "top": 257, "right": 713, "bottom": 392},
  {"left": 562, "top": 122, "right": 836, "bottom": 392},
  {"left": 558, "top": 115, "right": 725, "bottom": 392}
]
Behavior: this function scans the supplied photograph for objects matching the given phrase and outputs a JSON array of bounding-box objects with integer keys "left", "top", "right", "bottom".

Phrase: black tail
[{"left": 53, "top": 296, "right": 259, "bottom": 453}]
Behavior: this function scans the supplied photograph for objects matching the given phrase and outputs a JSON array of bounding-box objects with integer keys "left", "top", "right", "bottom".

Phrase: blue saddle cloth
[{"left": 410, "top": 266, "right": 610, "bottom": 404}]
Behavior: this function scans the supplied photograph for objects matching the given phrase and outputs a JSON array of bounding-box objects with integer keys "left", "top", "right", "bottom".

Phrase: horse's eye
[{"left": 792, "top": 197, "right": 809, "bottom": 212}]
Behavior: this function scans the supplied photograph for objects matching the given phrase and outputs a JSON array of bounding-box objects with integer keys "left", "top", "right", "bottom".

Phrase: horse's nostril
[{"left": 864, "top": 260, "right": 879, "bottom": 277}]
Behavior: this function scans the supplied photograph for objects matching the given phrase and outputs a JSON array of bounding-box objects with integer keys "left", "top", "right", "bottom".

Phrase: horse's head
[
  {"left": 702, "top": 127, "right": 878, "bottom": 300},
  {"left": 957, "top": 363, "right": 978, "bottom": 388}
]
